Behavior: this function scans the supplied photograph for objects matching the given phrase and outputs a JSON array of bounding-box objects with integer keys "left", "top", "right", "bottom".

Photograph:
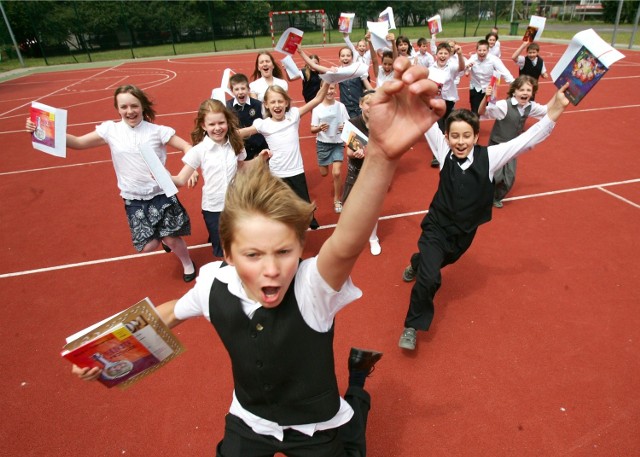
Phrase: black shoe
[
  {"left": 183, "top": 262, "right": 197, "bottom": 283},
  {"left": 348, "top": 347, "right": 383, "bottom": 376},
  {"left": 430, "top": 156, "right": 440, "bottom": 168},
  {"left": 161, "top": 242, "right": 172, "bottom": 253}
]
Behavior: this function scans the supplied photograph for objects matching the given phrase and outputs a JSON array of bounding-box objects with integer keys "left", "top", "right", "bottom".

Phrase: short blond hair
[{"left": 219, "top": 160, "right": 315, "bottom": 255}]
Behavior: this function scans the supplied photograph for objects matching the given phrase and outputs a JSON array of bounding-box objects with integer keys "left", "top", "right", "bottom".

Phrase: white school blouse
[
  {"left": 174, "top": 258, "right": 362, "bottom": 441},
  {"left": 249, "top": 77, "right": 289, "bottom": 102},
  {"left": 253, "top": 107, "right": 304, "bottom": 178},
  {"left": 182, "top": 136, "right": 246, "bottom": 212},
  {"left": 95, "top": 120, "right": 174, "bottom": 200}
]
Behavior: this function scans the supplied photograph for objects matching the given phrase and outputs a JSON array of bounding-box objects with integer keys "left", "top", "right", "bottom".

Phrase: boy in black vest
[
  {"left": 511, "top": 42, "right": 548, "bottom": 101},
  {"left": 226, "top": 73, "right": 269, "bottom": 160},
  {"left": 73, "top": 59, "right": 447, "bottom": 456},
  {"left": 399, "top": 83, "right": 570, "bottom": 351}
]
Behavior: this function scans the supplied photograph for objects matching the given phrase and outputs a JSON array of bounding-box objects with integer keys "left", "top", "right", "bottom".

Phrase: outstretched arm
[
  {"left": 298, "top": 48, "right": 333, "bottom": 74},
  {"left": 317, "top": 58, "right": 445, "bottom": 290},
  {"left": 511, "top": 41, "right": 528, "bottom": 63}
]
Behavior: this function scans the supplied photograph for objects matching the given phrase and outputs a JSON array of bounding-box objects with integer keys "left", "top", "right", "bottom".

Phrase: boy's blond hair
[{"left": 219, "top": 160, "right": 316, "bottom": 254}]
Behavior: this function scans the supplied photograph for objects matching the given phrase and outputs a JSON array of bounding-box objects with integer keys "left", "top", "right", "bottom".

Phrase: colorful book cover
[
  {"left": 339, "top": 13, "right": 354, "bottom": 33},
  {"left": 553, "top": 46, "right": 608, "bottom": 106},
  {"left": 30, "top": 102, "right": 67, "bottom": 158},
  {"left": 427, "top": 14, "right": 442, "bottom": 35},
  {"left": 276, "top": 28, "right": 304, "bottom": 55},
  {"left": 63, "top": 324, "right": 161, "bottom": 388},
  {"left": 62, "top": 298, "right": 184, "bottom": 389},
  {"left": 488, "top": 74, "right": 500, "bottom": 104},
  {"left": 522, "top": 26, "right": 538, "bottom": 42},
  {"left": 340, "top": 121, "right": 369, "bottom": 153}
]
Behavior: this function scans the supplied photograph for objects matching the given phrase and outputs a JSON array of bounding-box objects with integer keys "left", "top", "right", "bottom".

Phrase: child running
[
  {"left": 249, "top": 51, "right": 288, "bottom": 102},
  {"left": 73, "top": 57, "right": 447, "bottom": 456},
  {"left": 511, "top": 41, "right": 549, "bottom": 100},
  {"left": 342, "top": 89, "right": 383, "bottom": 256},
  {"left": 370, "top": 33, "right": 398, "bottom": 87},
  {"left": 171, "top": 99, "right": 265, "bottom": 258},
  {"left": 465, "top": 39, "right": 514, "bottom": 114},
  {"left": 26, "top": 85, "right": 197, "bottom": 282},
  {"left": 429, "top": 41, "right": 466, "bottom": 167},
  {"left": 398, "top": 83, "right": 570, "bottom": 351},
  {"left": 299, "top": 47, "right": 373, "bottom": 118},
  {"left": 239, "top": 82, "right": 330, "bottom": 230},
  {"left": 310, "top": 83, "right": 350, "bottom": 214},
  {"left": 478, "top": 75, "right": 548, "bottom": 208},
  {"left": 226, "top": 73, "right": 268, "bottom": 161}
]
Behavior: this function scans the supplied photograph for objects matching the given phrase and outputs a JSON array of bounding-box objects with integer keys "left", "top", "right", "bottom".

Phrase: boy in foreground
[
  {"left": 73, "top": 58, "right": 446, "bottom": 456},
  {"left": 399, "top": 83, "right": 570, "bottom": 351}
]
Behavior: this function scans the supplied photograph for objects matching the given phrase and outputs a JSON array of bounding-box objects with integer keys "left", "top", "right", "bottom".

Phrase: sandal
[{"left": 334, "top": 201, "right": 343, "bottom": 214}]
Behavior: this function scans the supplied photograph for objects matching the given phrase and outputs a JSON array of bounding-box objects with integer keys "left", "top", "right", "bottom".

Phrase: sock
[{"left": 349, "top": 369, "right": 367, "bottom": 388}]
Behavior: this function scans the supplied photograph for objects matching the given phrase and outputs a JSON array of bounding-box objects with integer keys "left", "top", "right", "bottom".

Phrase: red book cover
[
  {"left": 63, "top": 325, "right": 160, "bottom": 389},
  {"left": 282, "top": 31, "right": 303, "bottom": 55},
  {"left": 523, "top": 26, "right": 538, "bottom": 42}
]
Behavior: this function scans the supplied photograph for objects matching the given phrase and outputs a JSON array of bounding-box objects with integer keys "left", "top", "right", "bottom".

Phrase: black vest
[
  {"left": 426, "top": 146, "right": 494, "bottom": 234},
  {"left": 208, "top": 269, "right": 340, "bottom": 425},
  {"left": 226, "top": 98, "right": 268, "bottom": 160},
  {"left": 489, "top": 102, "right": 532, "bottom": 145},
  {"left": 520, "top": 57, "right": 544, "bottom": 80}
]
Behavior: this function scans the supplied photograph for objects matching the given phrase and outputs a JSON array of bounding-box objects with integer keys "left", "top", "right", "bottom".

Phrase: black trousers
[
  {"left": 404, "top": 220, "right": 477, "bottom": 331},
  {"left": 469, "top": 88, "right": 485, "bottom": 114},
  {"left": 281, "top": 173, "right": 319, "bottom": 229},
  {"left": 216, "top": 386, "right": 371, "bottom": 457},
  {"left": 437, "top": 100, "right": 456, "bottom": 133}
]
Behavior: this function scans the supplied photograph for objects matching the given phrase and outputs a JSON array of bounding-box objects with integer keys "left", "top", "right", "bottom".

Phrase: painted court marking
[{"left": 1, "top": 177, "right": 638, "bottom": 279}]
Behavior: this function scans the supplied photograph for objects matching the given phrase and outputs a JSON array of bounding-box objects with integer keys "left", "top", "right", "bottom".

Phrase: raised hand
[{"left": 366, "top": 57, "right": 446, "bottom": 160}]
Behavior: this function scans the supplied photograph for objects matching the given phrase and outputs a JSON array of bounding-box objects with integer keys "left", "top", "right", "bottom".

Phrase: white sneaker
[{"left": 369, "top": 239, "right": 381, "bottom": 256}]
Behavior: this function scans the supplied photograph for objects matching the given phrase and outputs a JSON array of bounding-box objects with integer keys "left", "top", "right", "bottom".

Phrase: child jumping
[
  {"left": 310, "top": 83, "right": 350, "bottom": 214},
  {"left": 398, "top": 83, "right": 571, "bottom": 351},
  {"left": 73, "top": 57, "right": 447, "bottom": 456}
]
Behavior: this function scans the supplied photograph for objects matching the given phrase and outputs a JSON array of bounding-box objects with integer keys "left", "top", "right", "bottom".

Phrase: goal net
[{"left": 269, "top": 10, "right": 326, "bottom": 47}]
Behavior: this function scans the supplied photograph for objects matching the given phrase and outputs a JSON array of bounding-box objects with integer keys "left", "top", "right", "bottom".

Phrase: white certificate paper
[{"left": 139, "top": 143, "right": 179, "bottom": 197}]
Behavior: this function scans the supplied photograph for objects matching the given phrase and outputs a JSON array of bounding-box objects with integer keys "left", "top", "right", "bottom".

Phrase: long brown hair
[
  {"left": 113, "top": 85, "right": 156, "bottom": 122},
  {"left": 251, "top": 51, "right": 284, "bottom": 81},
  {"left": 190, "top": 99, "right": 243, "bottom": 155}
]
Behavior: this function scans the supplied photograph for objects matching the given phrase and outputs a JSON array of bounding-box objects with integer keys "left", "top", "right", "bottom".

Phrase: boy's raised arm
[{"left": 317, "top": 58, "right": 445, "bottom": 291}]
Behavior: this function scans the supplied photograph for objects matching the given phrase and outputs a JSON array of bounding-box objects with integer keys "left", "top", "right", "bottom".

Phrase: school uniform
[
  {"left": 226, "top": 97, "right": 268, "bottom": 160},
  {"left": 249, "top": 77, "right": 288, "bottom": 102},
  {"left": 484, "top": 98, "right": 547, "bottom": 202},
  {"left": 404, "top": 116, "right": 556, "bottom": 332},
  {"left": 95, "top": 119, "right": 191, "bottom": 251},
  {"left": 466, "top": 53, "right": 514, "bottom": 113},
  {"left": 174, "top": 260, "right": 371, "bottom": 456}
]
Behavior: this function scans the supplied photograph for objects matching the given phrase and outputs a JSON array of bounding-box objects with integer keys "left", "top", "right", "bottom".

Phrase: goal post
[{"left": 269, "top": 9, "right": 326, "bottom": 48}]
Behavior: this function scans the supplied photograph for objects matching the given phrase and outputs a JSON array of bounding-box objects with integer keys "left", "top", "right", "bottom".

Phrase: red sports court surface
[{"left": 1, "top": 40, "right": 639, "bottom": 456}]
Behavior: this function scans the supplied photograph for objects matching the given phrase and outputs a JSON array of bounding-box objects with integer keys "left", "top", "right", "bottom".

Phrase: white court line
[
  {"left": 1, "top": 178, "right": 638, "bottom": 279},
  {"left": 597, "top": 186, "right": 640, "bottom": 209},
  {"left": 0, "top": 63, "right": 124, "bottom": 118}
]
